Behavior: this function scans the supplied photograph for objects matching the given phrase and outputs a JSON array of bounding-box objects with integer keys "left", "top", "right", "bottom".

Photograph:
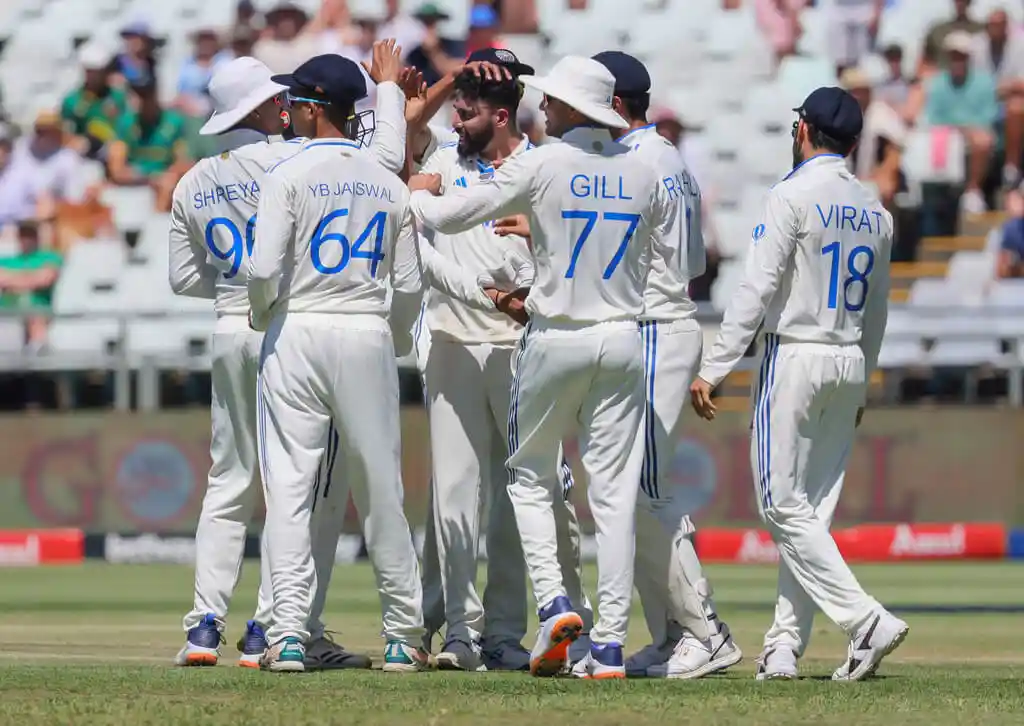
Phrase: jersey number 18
[{"left": 822, "top": 241, "right": 875, "bottom": 312}]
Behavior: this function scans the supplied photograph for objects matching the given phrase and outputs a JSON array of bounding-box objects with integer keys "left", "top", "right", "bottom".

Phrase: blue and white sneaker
[
  {"left": 174, "top": 613, "right": 223, "bottom": 666},
  {"left": 260, "top": 636, "right": 306, "bottom": 673},
  {"left": 570, "top": 642, "right": 626, "bottom": 679},
  {"left": 382, "top": 640, "right": 431, "bottom": 673},
  {"left": 529, "top": 595, "right": 583, "bottom": 677},
  {"left": 235, "top": 620, "right": 268, "bottom": 669}
]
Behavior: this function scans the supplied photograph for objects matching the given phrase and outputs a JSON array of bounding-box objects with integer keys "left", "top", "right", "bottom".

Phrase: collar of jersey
[
  {"left": 304, "top": 139, "right": 362, "bottom": 150},
  {"left": 780, "top": 153, "right": 845, "bottom": 182},
  {"left": 217, "top": 127, "right": 269, "bottom": 153},
  {"left": 615, "top": 123, "right": 656, "bottom": 145},
  {"left": 469, "top": 134, "right": 532, "bottom": 174},
  {"left": 561, "top": 126, "right": 614, "bottom": 145}
]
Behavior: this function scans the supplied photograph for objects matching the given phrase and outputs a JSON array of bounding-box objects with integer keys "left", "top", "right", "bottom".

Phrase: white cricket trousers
[
  {"left": 183, "top": 318, "right": 343, "bottom": 638},
  {"left": 634, "top": 318, "right": 716, "bottom": 643},
  {"left": 258, "top": 313, "right": 424, "bottom": 645},
  {"left": 424, "top": 338, "right": 593, "bottom": 646},
  {"left": 508, "top": 320, "right": 644, "bottom": 646},
  {"left": 752, "top": 334, "right": 880, "bottom": 655}
]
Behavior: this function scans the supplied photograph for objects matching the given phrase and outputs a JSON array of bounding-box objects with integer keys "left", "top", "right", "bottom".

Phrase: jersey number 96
[
  {"left": 311, "top": 209, "right": 387, "bottom": 277},
  {"left": 822, "top": 242, "right": 875, "bottom": 312},
  {"left": 205, "top": 215, "right": 256, "bottom": 279}
]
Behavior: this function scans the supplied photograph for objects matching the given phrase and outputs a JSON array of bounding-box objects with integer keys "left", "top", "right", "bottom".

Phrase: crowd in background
[{"left": 0, "top": 0, "right": 1021, "bottom": 410}]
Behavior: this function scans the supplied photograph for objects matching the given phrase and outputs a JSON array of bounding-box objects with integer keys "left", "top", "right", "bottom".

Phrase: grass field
[{"left": 2, "top": 562, "right": 1023, "bottom": 725}]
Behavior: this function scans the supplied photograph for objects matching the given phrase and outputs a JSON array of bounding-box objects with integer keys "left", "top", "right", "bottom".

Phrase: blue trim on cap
[{"left": 616, "top": 123, "right": 655, "bottom": 144}]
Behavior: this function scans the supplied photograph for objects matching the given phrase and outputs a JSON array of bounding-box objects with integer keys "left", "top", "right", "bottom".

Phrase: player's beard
[
  {"left": 791, "top": 133, "right": 804, "bottom": 169},
  {"left": 458, "top": 125, "right": 495, "bottom": 159}
]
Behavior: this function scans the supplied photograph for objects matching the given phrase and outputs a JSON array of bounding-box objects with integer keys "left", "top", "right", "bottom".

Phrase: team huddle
[{"left": 168, "top": 37, "right": 908, "bottom": 681}]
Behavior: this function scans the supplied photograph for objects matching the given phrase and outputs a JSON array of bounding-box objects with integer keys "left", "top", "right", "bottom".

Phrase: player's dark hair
[
  {"left": 619, "top": 93, "right": 650, "bottom": 123},
  {"left": 325, "top": 102, "right": 357, "bottom": 136},
  {"left": 807, "top": 122, "right": 857, "bottom": 157},
  {"left": 453, "top": 71, "right": 522, "bottom": 126}
]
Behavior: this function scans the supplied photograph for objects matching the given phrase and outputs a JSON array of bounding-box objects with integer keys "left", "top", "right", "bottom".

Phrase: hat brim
[
  {"left": 413, "top": 11, "right": 450, "bottom": 21},
  {"left": 521, "top": 75, "right": 628, "bottom": 130},
  {"left": 200, "top": 78, "right": 289, "bottom": 136}
]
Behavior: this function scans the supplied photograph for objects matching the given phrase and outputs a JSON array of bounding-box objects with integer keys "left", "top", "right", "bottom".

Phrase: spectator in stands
[
  {"left": 379, "top": 0, "right": 426, "bottom": 54},
  {"left": 5, "top": 111, "right": 83, "bottom": 233},
  {"left": 108, "top": 82, "right": 190, "bottom": 213},
  {"left": 407, "top": 3, "right": 465, "bottom": 86},
  {"left": 972, "top": 9, "right": 1024, "bottom": 190},
  {"left": 235, "top": 0, "right": 262, "bottom": 32},
  {"left": 0, "top": 220, "right": 61, "bottom": 349},
  {"left": 826, "top": 0, "right": 885, "bottom": 75},
  {"left": 224, "top": 25, "right": 259, "bottom": 62},
  {"left": 925, "top": 32, "right": 998, "bottom": 214},
  {"left": 327, "top": 5, "right": 381, "bottom": 112},
  {"left": 0, "top": 125, "right": 32, "bottom": 232},
  {"left": 114, "top": 21, "right": 158, "bottom": 89},
  {"left": 842, "top": 67, "right": 907, "bottom": 208},
  {"left": 492, "top": 0, "right": 538, "bottom": 34},
  {"left": 754, "top": 0, "right": 806, "bottom": 65},
  {"left": 254, "top": 3, "right": 319, "bottom": 74},
  {"left": 875, "top": 44, "right": 912, "bottom": 112},
  {"left": 465, "top": 5, "right": 502, "bottom": 56},
  {"left": 923, "top": 0, "right": 983, "bottom": 73},
  {"left": 176, "top": 30, "right": 227, "bottom": 119},
  {"left": 61, "top": 42, "right": 128, "bottom": 161},
  {"left": 519, "top": 107, "right": 546, "bottom": 146},
  {"left": 997, "top": 191, "right": 1024, "bottom": 278}
]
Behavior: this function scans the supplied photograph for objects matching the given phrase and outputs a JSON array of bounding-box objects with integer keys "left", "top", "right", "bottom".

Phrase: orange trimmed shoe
[
  {"left": 174, "top": 613, "right": 223, "bottom": 666},
  {"left": 236, "top": 620, "right": 268, "bottom": 669},
  {"left": 529, "top": 596, "right": 584, "bottom": 677},
  {"left": 570, "top": 642, "right": 626, "bottom": 679}
]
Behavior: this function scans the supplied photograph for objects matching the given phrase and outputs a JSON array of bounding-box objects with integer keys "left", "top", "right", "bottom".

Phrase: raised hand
[
  {"left": 361, "top": 38, "right": 404, "bottom": 86},
  {"left": 399, "top": 66, "right": 429, "bottom": 126}
]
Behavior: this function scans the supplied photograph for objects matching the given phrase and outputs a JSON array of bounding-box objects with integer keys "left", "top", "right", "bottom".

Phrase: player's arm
[
  {"left": 247, "top": 173, "right": 294, "bottom": 330},
  {"left": 858, "top": 231, "right": 892, "bottom": 393},
  {"left": 390, "top": 206, "right": 427, "bottom": 357},
  {"left": 698, "top": 187, "right": 798, "bottom": 388},
  {"left": 168, "top": 180, "right": 217, "bottom": 299},
  {"left": 417, "top": 237, "right": 495, "bottom": 311},
  {"left": 363, "top": 40, "right": 408, "bottom": 174},
  {"left": 409, "top": 152, "right": 531, "bottom": 235}
]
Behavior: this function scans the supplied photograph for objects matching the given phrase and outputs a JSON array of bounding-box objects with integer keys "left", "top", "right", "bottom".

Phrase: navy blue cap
[
  {"left": 272, "top": 54, "right": 367, "bottom": 106},
  {"left": 466, "top": 47, "right": 534, "bottom": 77},
  {"left": 591, "top": 51, "right": 651, "bottom": 96},
  {"left": 794, "top": 86, "right": 863, "bottom": 142}
]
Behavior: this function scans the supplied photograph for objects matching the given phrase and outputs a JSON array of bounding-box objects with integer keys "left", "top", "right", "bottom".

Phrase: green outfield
[{"left": 1, "top": 562, "right": 1023, "bottom": 725}]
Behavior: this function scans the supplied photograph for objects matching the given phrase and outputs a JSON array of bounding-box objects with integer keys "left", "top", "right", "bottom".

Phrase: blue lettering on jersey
[
  {"left": 307, "top": 182, "right": 395, "bottom": 203},
  {"left": 570, "top": 174, "right": 632, "bottom": 200},
  {"left": 815, "top": 203, "right": 883, "bottom": 235},
  {"left": 661, "top": 170, "right": 698, "bottom": 202},
  {"left": 192, "top": 181, "right": 260, "bottom": 210}
]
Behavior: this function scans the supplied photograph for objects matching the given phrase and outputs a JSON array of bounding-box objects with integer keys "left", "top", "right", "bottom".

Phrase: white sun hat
[
  {"left": 200, "top": 57, "right": 290, "bottom": 136},
  {"left": 519, "top": 56, "right": 628, "bottom": 130}
]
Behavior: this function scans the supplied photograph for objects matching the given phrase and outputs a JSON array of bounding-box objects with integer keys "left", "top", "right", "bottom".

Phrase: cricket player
[
  {"left": 410, "top": 55, "right": 676, "bottom": 679},
  {"left": 169, "top": 46, "right": 412, "bottom": 671},
  {"left": 690, "top": 87, "right": 908, "bottom": 681},
  {"left": 585, "top": 51, "right": 742, "bottom": 680},
  {"left": 247, "top": 53, "right": 440, "bottom": 674},
  {"left": 409, "top": 49, "right": 593, "bottom": 673}
]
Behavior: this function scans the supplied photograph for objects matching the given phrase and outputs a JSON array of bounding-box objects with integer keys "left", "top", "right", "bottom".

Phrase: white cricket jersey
[
  {"left": 168, "top": 81, "right": 409, "bottom": 319},
  {"left": 418, "top": 135, "right": 534, "bottom": 343},
  {"left": 699, "top": 154, "right": 893, "bottom": 387},
  {"left": 169, "top": 130, "right": 307, "bottom": 317},
  {"left": 618, "top": 124, "right": 706, "bottom": 321},
  {"left": 247, "top": 139, "right": 419, "bottom": 325},
  {"left": 411, "top": 127, "right": 676, "bottom": 327}
]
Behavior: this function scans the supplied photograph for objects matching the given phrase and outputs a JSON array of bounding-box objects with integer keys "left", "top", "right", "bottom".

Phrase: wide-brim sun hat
[
  {"left": 200, "top": 56, "right": 289, "bottom": 135},
  {"left": 520, "top": 56, "right": 628, "bottom": 129}
]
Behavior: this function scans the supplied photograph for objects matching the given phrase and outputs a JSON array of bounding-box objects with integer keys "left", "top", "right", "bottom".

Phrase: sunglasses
[{"left": 283, "top": 92, "right": 332, "bottom": 109}]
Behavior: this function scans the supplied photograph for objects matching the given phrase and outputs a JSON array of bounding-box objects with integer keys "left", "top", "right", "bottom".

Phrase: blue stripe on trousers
[
  {"left": 755, "top": 334, "right": 780, "bottom": 510},
  {"left": 559, "top": 457, "right": 573, "bottom": 501},
  {"left": 322, "top": 423, "right": 340, "bottom": 500},
  {"left": 639, "top": 321, "right": 659, "bottom": 499},
  {"left": 506, "top": 322, "right": 531, "bottom": 486}
]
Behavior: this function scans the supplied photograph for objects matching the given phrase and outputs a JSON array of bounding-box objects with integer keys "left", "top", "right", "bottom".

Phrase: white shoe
[
  {"left": 832, "top": 611, "right": 909, "bottom": 682},
  {"left": 650, "top": 627, "right": 744, "bottom": 680},
  {"left": 960, "top": 189, "right": 987, "bottom": 215},
  {"left": 382, "top": 640, "right": 431, "bottom": 673},
  {"left": 259, "top": 636, "right": 305, "bottom": 673},
  {"left": 624, "top": 639, "right": 676, "bottom": 677},
  {"left": 529, "top": 596, "right": 583, "bottom": 677},
  {"left": 569, "top": 642, "right": 626, "bottom": 679},
  {"left": 755, "top": 645, "right": 798, "bottom": 681},
  {"left": 435, "top": 638, "right": 486, "bottom": 672}
]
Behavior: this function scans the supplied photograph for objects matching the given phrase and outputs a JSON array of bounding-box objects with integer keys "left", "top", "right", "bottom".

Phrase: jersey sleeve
[
  {"left": 390, "top": 205, "right": 426, "bottom": 357},
  {"left": 859, "top": 224, "right": 892, "bottom": 391},
  {"left": 168, "top": 178, "right": 217, "bottom": 299},
  {"left": 368, "top": 81, "right": 407, "bottom": 174},
  {"left": 410, "top": 151, "right": 532, "bottom": 234},
  {"left": 699, "top": 187, "right": 799, "bottom": 387},
  {"left": 418, "top": 238, "right": 494, "bottom": 311},
  {"left": 247, "top": 172, "right": 295, "bottom": 330}
]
